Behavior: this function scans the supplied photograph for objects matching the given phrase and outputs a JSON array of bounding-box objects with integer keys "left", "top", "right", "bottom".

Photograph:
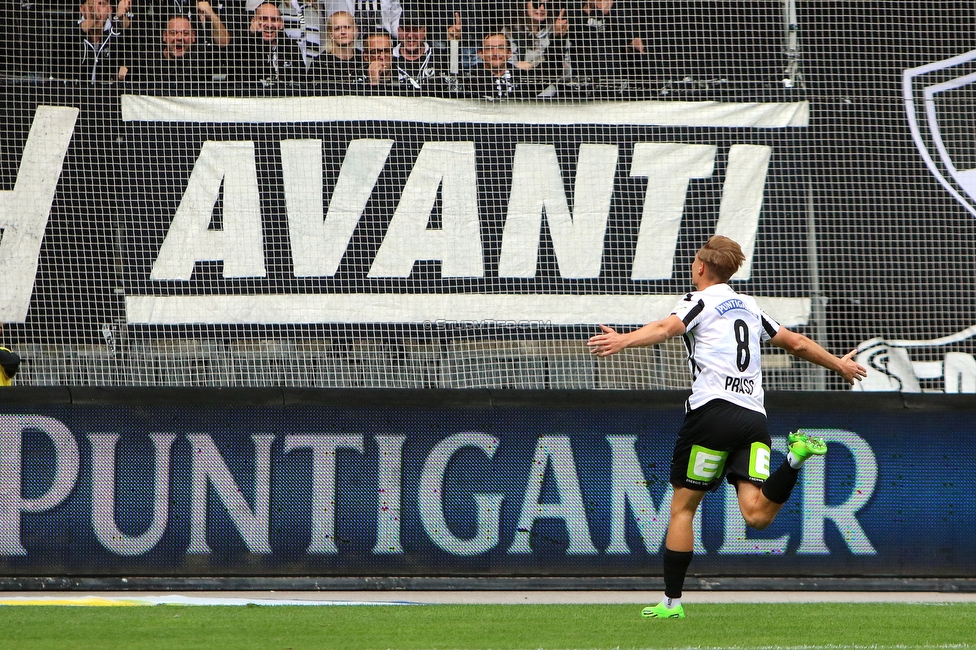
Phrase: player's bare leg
[
  {"left": 735, "top": 481, "right": 783, "bottom": 530},
  {"left": 740, "top": 432, "right": 829, "bottom": 529},
  {"left": 665, "top": 487, "right": 706, "bottom": 552}
]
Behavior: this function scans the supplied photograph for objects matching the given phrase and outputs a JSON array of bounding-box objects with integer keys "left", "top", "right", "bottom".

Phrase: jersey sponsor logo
[
  {"left": 905, "top": 51, "right": 976, "bottom": 218},
  {"left": 724, "top": 375, "right": 756, "bottom": 395},
  {"left": 748, "top": 442, "right": 771, "bottom": 480},
  {"left": 715, "top": 298, "right": 746, "bottom": 315},
  {"left": 687, "top": 445, "right": 728, "bottom": 482}
]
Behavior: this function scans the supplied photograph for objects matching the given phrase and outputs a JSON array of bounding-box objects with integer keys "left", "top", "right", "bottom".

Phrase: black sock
[
  {"left": 761, "top": 460, "right": 801, "bottom": 504},
  {"left": 663, "top": 548, "right": 694, "bottom": 599}
]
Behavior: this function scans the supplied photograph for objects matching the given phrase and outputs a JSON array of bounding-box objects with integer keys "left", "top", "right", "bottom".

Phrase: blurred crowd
[{"left": 21, "top": 1, "right": 664, "bottom": 99}]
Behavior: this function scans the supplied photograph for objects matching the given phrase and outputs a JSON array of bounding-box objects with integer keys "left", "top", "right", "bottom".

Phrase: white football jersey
[{"left": 671, "top": 284, "right": 780, "bottom": 414}]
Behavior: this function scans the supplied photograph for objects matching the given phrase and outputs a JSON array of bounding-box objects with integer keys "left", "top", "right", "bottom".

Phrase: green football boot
[
  {"left": 787, "top": 431, "right": 828, "bottom": 462},
  {"left": 641, "top": 602, "right": 685, "bottom": 619}
]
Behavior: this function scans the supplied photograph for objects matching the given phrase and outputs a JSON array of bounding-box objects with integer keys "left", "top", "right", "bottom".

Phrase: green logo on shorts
[
  {"left": 749, "top": 442, "right": 771, "bottom": 479},
  {"left": 687, "top": 445, "right": 728, "bottom": 482}
]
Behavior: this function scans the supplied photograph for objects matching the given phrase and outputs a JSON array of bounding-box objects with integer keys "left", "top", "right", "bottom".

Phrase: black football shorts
[{"left": 669, "top": 398, "right": 772, "bottom": 491}]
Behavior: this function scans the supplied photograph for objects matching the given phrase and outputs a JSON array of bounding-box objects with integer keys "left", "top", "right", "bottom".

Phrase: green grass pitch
[{"left": 0, "top": 603, "right": 974, "bottom": 650}]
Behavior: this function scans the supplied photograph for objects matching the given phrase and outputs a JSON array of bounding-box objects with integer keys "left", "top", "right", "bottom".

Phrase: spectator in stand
[
  {"left": 439, "top": 1, "right": 493, "bottom": 67},
  {"left": 71, "top": 0, "right": 134, "bottom": 82},
  {"left": 322, "top": 0, "right": 401, "bottom": 40},
  {"left": 360, "top": 29, "right": 395, "bottom": 88},
  {"left": 567, "top": 0, "right": 646, "bottom": 85},
  {"left": 461, "top": 31, "right": 543, "bottom": 100},
  {"left": 391, "top": 10, "right": 459, "bottom": 94},
  {"left": 310, "top": 10, "right": 360, "bottom": 86},
  {"left": 146, "top": 1, "right": 234, "bottom": 79},
  {"left": 198, "top": 0, "right": 262, "bottom": 42},
  {"left": 134, "top": 9, "right": 230, "bottom": 83},
  {"left": 152, "top": 1, "right": 232, "bottom": 47},
  {"left": 0, "top": 324, "right": 21, "bottom": 387},
  {"left": 392, "top": 11, "right": 434, "bottom": 90},
  {"left": 278, "top": 0, "right": 323, "bottom": 66},
  {"left": 234, "top": 2, "right": 306, "bottom": 85},
  {"left": 502, "top": 2, "right": 570, "bottom": 88}
]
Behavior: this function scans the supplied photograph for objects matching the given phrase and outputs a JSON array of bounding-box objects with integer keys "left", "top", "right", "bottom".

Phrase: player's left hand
[
  {"left": 588, "top": 324, "right": 625, "bottom": 357},
  {"left": 837, "top": 349, "right": 867, "bottom": 384}
]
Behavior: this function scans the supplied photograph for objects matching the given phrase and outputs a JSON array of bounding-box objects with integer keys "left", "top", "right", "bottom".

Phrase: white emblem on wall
[
  {"left": 854, "top": 328, "right": 976, "bottom": 393},
  {"left": 905, "top": 50, "right": 976, "bottom": 217}
]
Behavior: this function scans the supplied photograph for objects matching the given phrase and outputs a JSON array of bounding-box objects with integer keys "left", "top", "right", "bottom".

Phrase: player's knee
[
  {"left": 741, "top": 510, "right": 774, "bottom": 530},
  {"left": 746, "top": 516, "right": 771, "bottom": 530},
  {"left": 670, "top": 510, "right": 696, "bottom": 528}
]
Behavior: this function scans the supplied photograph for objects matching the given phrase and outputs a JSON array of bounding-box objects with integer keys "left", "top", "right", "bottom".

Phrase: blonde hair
[
  {"left": 698, "top": 235, "right": 745, "bottom": 282},
  {"left": 324, "top": 11, "right": 357, "bottom": 55}
]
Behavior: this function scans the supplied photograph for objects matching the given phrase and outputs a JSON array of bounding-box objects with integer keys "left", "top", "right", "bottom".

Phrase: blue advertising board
[{"left": 0, "top": 390, "right": 972, "bottom": 579}]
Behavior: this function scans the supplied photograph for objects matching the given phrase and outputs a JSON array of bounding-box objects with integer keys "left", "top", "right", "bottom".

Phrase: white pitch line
[
  {"left": 3, "top": 591, "right": 976, "bottom": 606},
  {"left": 0, "top": 594, "right": 414, "bottom": 607}
]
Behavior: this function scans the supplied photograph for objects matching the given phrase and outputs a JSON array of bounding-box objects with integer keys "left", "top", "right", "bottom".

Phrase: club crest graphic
[
  {"left": 905, "top": 50, "right": 976, "bottom": 216},
  {"left": 890, "top": 54, "right": 976, "bottom": 394},
  {"left": 854, "top": 328, "right": 976, "bottom": 393}
]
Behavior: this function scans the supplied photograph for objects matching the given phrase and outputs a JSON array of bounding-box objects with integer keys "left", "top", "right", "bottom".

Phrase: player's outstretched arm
[
  {"left": 770, "top": 327, "right": 867, "bottom": 384},
  {"left": 587, "top": 315, "right": 686, "bottom": 357}
]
